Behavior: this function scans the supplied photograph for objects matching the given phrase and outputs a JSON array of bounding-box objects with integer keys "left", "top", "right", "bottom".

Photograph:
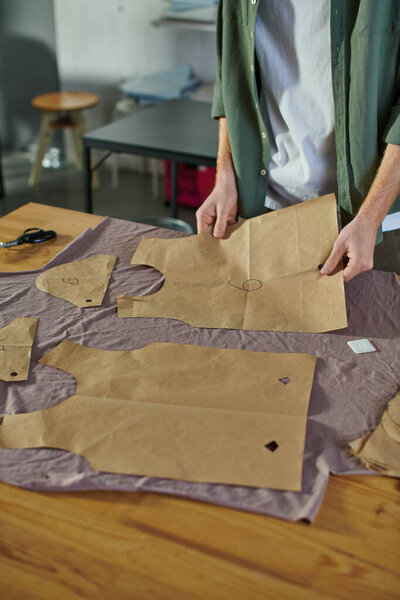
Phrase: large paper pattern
[
  {"left": 118, "top": 194, "right": 347, "bottom": 332},
  {"left": 0, "top": 340, "right": 317, "bottom": 491}
]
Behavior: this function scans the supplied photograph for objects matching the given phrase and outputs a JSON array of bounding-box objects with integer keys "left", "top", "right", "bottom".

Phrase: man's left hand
[{"left": 320, "top": 214, "right": 378, "bottom": 283}]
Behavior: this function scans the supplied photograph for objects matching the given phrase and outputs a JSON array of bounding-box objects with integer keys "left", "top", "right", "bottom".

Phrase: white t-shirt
[{"left": 255, "top": 0, "right": 338, "bottom": 210}]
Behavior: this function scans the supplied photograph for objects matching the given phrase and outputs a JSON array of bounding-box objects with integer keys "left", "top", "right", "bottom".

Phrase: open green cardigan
[{"left": 212, "top": 0, "right": 400, "bottom": 237}]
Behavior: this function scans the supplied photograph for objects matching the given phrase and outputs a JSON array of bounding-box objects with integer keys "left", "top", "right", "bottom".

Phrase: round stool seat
[{"left": 31, "top": 91, "right": 99, "bottom": 113}]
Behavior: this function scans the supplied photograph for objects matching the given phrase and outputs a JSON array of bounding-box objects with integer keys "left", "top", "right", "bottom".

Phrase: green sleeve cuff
[
  {"left": 384, "top": 105, "right": 400, "bottom": 145},
  {"left": 211, "top": 79, "right": 225, "bottom": 120}
]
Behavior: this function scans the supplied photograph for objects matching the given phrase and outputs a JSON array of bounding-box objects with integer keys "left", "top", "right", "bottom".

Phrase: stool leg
[{"left": 29, "top": 112, "right": 53, "bottom": 186}]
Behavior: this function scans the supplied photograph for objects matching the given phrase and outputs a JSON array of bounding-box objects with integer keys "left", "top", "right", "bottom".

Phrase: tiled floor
[{"left": 0, "top": 151, "right": 198, "bottom": 231}]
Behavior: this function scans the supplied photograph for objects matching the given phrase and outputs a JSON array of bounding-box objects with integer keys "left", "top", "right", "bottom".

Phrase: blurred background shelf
[{"left": 152, "top": 17, "right": 216, "bottom": 32}]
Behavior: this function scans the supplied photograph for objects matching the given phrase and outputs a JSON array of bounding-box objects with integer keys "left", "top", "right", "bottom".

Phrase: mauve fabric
[{"left": 0, "top": 217, "right": 399, "bottom": 521}]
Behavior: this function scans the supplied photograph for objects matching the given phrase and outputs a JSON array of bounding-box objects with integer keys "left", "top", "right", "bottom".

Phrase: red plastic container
[{"left": 164, "top": 161, "right": 216, "bottom": 208}]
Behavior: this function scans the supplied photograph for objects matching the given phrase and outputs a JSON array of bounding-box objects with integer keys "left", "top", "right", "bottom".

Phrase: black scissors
[{"left": 0, "top": 227, "right": 57, "bottom": 248}]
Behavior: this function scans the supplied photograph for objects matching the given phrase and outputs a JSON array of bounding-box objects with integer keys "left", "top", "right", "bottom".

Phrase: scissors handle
[
  {"left": 20, "top": 228, "right": 57, "bottom": 244},
  {"left": 0, "top": 228, "right": 57, "bottom": 248}
]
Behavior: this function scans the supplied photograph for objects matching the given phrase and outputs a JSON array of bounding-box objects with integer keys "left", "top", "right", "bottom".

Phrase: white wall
[
  {"left": 0, "top": 0, "right": 59, "bottom": 149},
  {"left": 53, "top": 0, "right": 217, "bottom": 130}
]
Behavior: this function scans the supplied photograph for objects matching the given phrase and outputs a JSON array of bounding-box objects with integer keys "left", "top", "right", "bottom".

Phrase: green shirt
[{"left": 212, "top": 0, "right": 400, "bottom": 230}]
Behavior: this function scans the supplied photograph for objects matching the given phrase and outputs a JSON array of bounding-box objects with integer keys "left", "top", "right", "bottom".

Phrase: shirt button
[
  {"left": 251, "top": 0, "right": 257, "bottom": 4},
  {"left": 262, "top": 132, "right": 267, "bottom": 139},
  {"left": 261, "top": 169, "right": 267, "bottom": 176},
  {"left": 250, "top": 64, "right": 254, "bottom": 71},
  {"left": 250, "top": 31, "right": 254, "bottom": 38}
]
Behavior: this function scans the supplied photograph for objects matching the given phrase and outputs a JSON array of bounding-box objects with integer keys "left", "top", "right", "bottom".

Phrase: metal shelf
[{"left": 152, "top": 17, "right": 216, "bottom": 32}]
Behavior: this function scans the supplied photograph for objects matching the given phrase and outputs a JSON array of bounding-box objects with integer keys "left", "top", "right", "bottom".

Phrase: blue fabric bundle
[
  {"left": 168, "top": 0, "right": 218, "bottom": 12},
  {"left": 119, "top": 64, "right": 200, "bottom": 105}
]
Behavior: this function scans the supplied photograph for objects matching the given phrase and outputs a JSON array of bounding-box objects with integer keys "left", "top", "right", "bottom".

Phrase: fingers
[
  {"left": 196, "top": 205, "right": 214, "bottom": 234},
  {"left": 320, "top": 241, "right": 345, "bottom": 275},
  {"left": 213, "top": 211, "right": 228, "bottom": 238},
  {"left": 342, "top": 257, "right": 373, "bottom": 283},
  {"left": 196, "top": 205, "right": 232, "bottom": 238},
  {"left": 320, "top": 242, "right": 373, "bottom": 283},
  {"left": 342, "top": 261, "right": 359, "bottom": 284},
  {"left": 196, "top": 186, "right": 238, "bottom": 237},
  {"left": 196, "top": 212, "right": 211, "bottom": 234},
  {"left": 213, "top": 208, "right": 238, "bottom": 238}
]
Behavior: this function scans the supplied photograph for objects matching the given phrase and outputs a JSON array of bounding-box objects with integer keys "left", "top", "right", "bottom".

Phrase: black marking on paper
[
  {"left": 228, "top": 279, "right": 263, "bottom": 292},
  {"left": 264, "top": 441, "right": 279, "bottom": 453}
]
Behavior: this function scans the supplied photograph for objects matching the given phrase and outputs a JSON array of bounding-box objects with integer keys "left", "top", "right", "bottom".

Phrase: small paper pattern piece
[
  {"left": 118, "top": 194, "right": 347, "bottom": 332},
  {"left": 0, "top": 317, "right": 38, "bottom": 381},
  {"left": 347, "top": 339, "right": 376, "bottom": 354},
  {"left": 36, "top": 254, "right": 116, "bottom": 308},
  {"left": 349, "top": 391, "right": 400, "bottom": 477},
  {"left": 0, "top": 340, "right": 317, "bottom": 491}
]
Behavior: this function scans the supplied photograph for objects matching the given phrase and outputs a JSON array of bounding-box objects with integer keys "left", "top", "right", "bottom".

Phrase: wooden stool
[{"left": 29, "top": 91, "right": 99, "bottom": 186}]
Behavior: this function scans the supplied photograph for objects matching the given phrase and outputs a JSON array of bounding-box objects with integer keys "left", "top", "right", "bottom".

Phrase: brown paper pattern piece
[
  {"left": 118, "top": 194, "right": 347, "bottom": 332},
  {"left": 36, "top": 254, "right": 116, "bottom": 307},
  {"left": 0, "top": 340, "right": 317, "bottom": 491},
  {"left": 350, "top": 391, "right": 400, "bottom": 477},
  {"left": 381, "top": 410, "right": 400, "bottom": 444},
  {"left": 38, "top": 340, "right": 317, "bottom": 417},
  {"left": 0, "top": 317, "right": 38, "bottom": 381},
  {"left": 0, "top": 394, "right": 310, "bottom": 490}
]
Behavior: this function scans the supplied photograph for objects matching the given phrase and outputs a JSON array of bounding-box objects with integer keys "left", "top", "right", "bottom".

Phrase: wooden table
[
  {"left": 0, "top": 203, "right": 399, "bottom": 600},
  {"left": 0, "top": 202, "right": 103, "bottom": 272}
]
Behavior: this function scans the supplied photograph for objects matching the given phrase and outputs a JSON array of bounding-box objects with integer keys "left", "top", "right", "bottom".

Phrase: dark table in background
[
  {"left": 0, "top": 141, "right": 4, "bottom": 198},
  {"left": 83, "top": 99, "right": 218, "bottom": 217}
]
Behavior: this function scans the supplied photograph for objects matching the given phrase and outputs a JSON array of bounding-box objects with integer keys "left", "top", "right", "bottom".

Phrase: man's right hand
[{"left": 196, "top": 184, "right": 238, "bottom": 238}]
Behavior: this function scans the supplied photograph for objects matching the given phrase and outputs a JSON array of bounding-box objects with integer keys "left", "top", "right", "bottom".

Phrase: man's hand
[
  {"left": 322, "top": 143, "right": 400, "bottom": 282},
  {"left": 320, "top": 214, "right": 378, "bottom": 283},
  {"left": 196, "top": 185, "right": 238, "bottom": 238}
]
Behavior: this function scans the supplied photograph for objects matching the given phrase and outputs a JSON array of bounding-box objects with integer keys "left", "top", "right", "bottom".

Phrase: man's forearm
[
  {"left": 215, "top": 117, "right": 236, "bottom": 189},
  {"left": 357, "top": 143, "right": 400, "bottom": 228}
]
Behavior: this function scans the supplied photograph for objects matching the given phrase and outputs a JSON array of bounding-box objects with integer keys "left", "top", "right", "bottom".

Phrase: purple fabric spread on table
[{"left": 0, "top": 217, "right": 399, "bottom": 522}]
